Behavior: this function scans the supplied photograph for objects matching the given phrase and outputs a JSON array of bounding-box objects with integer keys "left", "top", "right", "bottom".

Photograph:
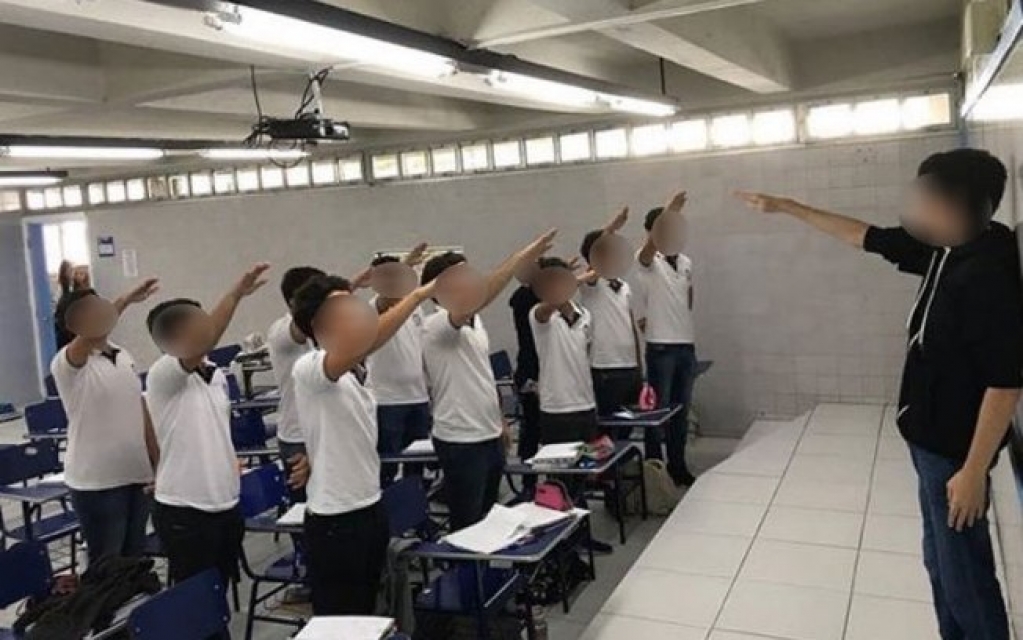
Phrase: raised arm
[
  {"left": 67, "top": 279, "right": 161, "bottom": 367},
  {"left": 533, "top": 301, "right": 560, "bottom": 324},
  {"left": 735, "top": 192, "right": 869, "bottom": 248},
  {"left": 205, "top": 263, "right": 271, "bottom": 354},
  {"left": 480, "top": 229, "right": 558, "bottom": 311},
  {"left": 113, "top": 278, "right": 160, "bottom": 315},
  {"left": 639, "top": 191, "right": 687, "bottom": 267}
]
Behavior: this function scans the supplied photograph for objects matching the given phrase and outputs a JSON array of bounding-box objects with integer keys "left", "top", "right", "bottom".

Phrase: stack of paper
[
  {"left": 402, "top": 439, "right": 435, "bottom": 455},
  {"left": 277, "top": 503, "right": 306, "bottom": 526},
  {"left": 442, "top": 503, "right": 586, "bottom": 553},
  {"left": 295, "top": 616, "right": 395, "bottom": 640},
  {"left": 509, "top": 502, "right": 587, "bottom": 530},
  {"left": 612, "top": 409, "right": 637, "bottom": 419},
  {"left": 527, "top": 442, "right": 583, "bottom": 468}
]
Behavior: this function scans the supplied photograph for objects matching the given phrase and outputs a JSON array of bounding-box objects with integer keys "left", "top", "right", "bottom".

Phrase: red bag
[{"left": 534, "top": 481, "right": 573, "bottom": 511}]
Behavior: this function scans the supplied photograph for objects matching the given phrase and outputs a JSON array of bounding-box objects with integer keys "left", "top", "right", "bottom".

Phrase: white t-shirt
[
  {"left": 366, "top": 303, "right": 429, "bottom": 406},
  {"left": 266, "top": 314, "right": 314, "bottom": 444},
  {"left": 578, "top": 279, "right": 639, "bottom": 369},
  {"left": 293, "top": 350, "right": 380, "bottom": 516},
  {"left": 146, "top": 355, "right": 239, "bottom": 512},
  {"left": 530, "top": 303, "right": 596, "bottom": 414},
  {"left": 50, "top": 345, "right": 153, "bottom": 491},
  {"left": 423, "top": 310, "right": 503, "bottom": 443},
  {"left": 635, "top": 252, "right": 696, "bottom": 344}
]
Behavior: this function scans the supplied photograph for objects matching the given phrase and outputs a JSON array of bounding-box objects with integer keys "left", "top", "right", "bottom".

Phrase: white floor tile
[
  {"left": 759, "top": 505, "right": 864, "bottom": 549},
  {"left": 637, "top": 530, "right": 752, "bottom": 578},
  {"left": 786, "top": 454, "right": 874, "bottom": 486},
  {"left": 807, "top": 404, "right": 883, "bottom": 437},
  {"left": 686, "top": 472, "right": 780, "bottom": 506},
  {"left": 773, "top": 476, "right": 869, "bottom": 512},
  {"left": 666, "top": 500, "right": 767, "bottom": 538},
  {"left": 710, "top": 448, "right": 791, "bottom": 478},
  {"left": 602, "top": 567, "right": 731, "bottom": 628},
  {"left": 871, "top": 458, "right": 918, "bottom": 493},
  {"left": 861, "top": 513, "right": 922, "bottom": 556},
  {"left": 855, "top": 550, "right": 933, "bottom": 602},
  {"left": 717, "top": 580, "right": 848, "bottom": 640},
  {"left": 796, "top": 433, "right": 877, "bottom": 461},
  {"left": 579, "top": 613, "right": 708, "bottom": 640},
  {"left": 738, "top": 539, "right": 857, "bottom": 592},
  {"left": 845, "top": 594, "right": 940, "bottom": 640},
  {"left": 708, "top": 632, "right": 780, "bottom": 640},
  {"left": 867, "top": 485, "right": 919, "bottom": 517},
  {"left": 877, "top": 435, "right": 911, "bottom": 461}
]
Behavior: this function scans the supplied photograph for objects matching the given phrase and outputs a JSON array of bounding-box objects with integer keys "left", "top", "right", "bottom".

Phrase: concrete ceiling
[{"left": 0, "top": 0, "right": 962, "bottom": 176}]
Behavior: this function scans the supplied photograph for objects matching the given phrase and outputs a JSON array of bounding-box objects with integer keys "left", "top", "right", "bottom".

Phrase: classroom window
[
  {"left": 87, "top": 183, "right": 106, "bottom": 205},
  {"left": 492, "top": 140, "right": 522, "bottom": 168},
  {"left": 168, "top": 175, "right": 189, "bottom": 198},
  {"left": 371, "top": 154, "right": 400, "bottom": 179},
  {"left": 191, "top": 172, "right": 213, "bottom": 196},
  {"left": 461, "top": 143, "right": 490, "bottom": 172},
  {"left": 213, "top": 171, "right": 236, "bottom": 194},
  {"left": 62, "top": 185, "right": 83, "bottom": 208},
  {"left": 0, "top": 191, "right": 20, "bottom": 212},
  {"left": 752, "top": 109, "right": 796, "bottom": 145},
  {"left": 807, "top": 103, "right": 854, "bottom": 139},
  {"left": 44, "top": 187, "right": 63, "bottom": 209},
  {"left": 285, "top": 164, "right": 311, "bottom": 187},
  {"left": 401, "top": 151, "right": 429, "bottom": 177},
  {"left": 902, "top": 93, "right": 952, "bottom": 129},
  {"left": 667, "top": 120, "right": 708, "bottom": 152},
  {"left": 595, "top": 128, "right": 628, "bottom": 159},
  {"left": 710, "top": 114, "right": 752, "bottom": 148},
  {"left": 311, "top": 160, "right": 337, "bottom": 185},
  {"left": 339, "top": 157, "right": 364, "bottom": 182},
  {"left": 559, "top": 132, "right": 591, "bottom": 162},
  {"left": 431, "top": 147, "right": 459, "bottom": 174},
  {"left": 25, "top": 190, "right": 45, "bottom": 210},
  {"left": 107, "top": 181, "right": 127, "bottom": 203},
  {"left": 260, "top": 166, "right": 285, "bottom": 189},
  {"left": 525, "top": 137, "right": 555, "bottom": 165},
  {"left": 236, "top": 168, "right": 260, "bottom": 192},
  {"left": 147, "top": 177, "right": 169, "bottom": 200},
  {"left": 631, "top": 124, "right": 667, "bottom": 156},
  {"left": 126, "top": 179, "right": 146, "bottom": 201},
  {"left": 853, "top": 99, "right": 901, "bottom": 135}
]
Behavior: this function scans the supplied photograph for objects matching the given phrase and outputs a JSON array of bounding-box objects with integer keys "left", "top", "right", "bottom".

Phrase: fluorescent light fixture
[
  {"left": 487, "top": 71, "right": 597, "bottom": 108},
  {"left": 600, "top": 94, "right": 677, "bottom": 117},
  {"left": 221, "top": 6, "right": 455, "bottom": 78},
  {"left": 0, "top": 173, "right": 65, "bottom": 188},
  {"left": 200, "top": 148, "right": 309, "bottom": 161},
  {"left": 2, "top": 146, "right": 164, "bottom": 160}
]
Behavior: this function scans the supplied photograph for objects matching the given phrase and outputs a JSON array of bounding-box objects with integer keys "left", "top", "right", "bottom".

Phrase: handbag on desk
[{"left": 534, "top": 481, "right": 573, "bottom": 512}]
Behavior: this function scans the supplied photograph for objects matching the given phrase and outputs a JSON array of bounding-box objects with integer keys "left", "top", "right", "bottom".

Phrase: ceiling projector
[{"left": 262, "top": 116, "right": 351, "bottom": 142}]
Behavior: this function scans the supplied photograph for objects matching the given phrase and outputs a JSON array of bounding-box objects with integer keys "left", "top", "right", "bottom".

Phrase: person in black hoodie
[
  {"left": 737, "top": 148, "right": 1022, "bottom": 640},
  {"left": 509, "top": 261, "right": 542, "bottom": 497}
]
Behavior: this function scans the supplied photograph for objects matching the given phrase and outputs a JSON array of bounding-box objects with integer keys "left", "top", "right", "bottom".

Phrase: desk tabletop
[
  {"left": 505, "top": 442, "right": 640, "bottom": 477},
  {"left": 379, "top": 451, "right": 439, "bottom": 464},
  {"left": 0, "top": 482, "right": 70, "bottom": 504},
  {"left": 597, "top": 405, "right": 684, "bottom": 429},
  {"left": 405, "top": 514, "right": 584, "bottom": 564}
]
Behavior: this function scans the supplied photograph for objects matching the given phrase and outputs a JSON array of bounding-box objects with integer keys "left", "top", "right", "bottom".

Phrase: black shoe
[
  {"left": 674, "top": 470, "right": 697, "bottom": 488},
  {"left": 584, "top": 538, "right": 614, "bottom": 555}
]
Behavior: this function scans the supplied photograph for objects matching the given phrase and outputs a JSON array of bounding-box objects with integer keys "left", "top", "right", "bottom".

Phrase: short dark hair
[
  {"left": 280, "top": 266, "right": 325, "bottom": 304},
  {"left": 580, "top": 230, "right": 603, "bottom": 262},
  {"left": 291, "top": 275, "right": 352, "bottom": 342},
  {"left": 537, "top": 256, "right": 572, "bottom": 271},
  {"left": 371, "top": 255, "right": 401, "bottom": 267},
  {"left": 918, "top": 148, "right": 1007, "bottom": 227},
  {"left": 644, "top": 207, "right": 664, "bottom": 232},
  {"left": 55, "top": 289, "right": 98, "bottom": 331},
  {"left": 146, "top": 299, "right": 202, "bottom": 343},
  {"left": 421, "top": 251, "right": 467, "bottom": 286}
]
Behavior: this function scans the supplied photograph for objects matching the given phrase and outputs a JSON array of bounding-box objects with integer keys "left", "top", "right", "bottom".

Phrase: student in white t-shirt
[
  {"left": 266, "top": 266, "right": 324, "bottom": 503},
  {"left": 364, "top": 250, "right": 432, "bottom": 486},
  {"left": 144, "top": 263, "right": 270, "bottom": 587},
  {"left": 419, "top": 229, "right": 557, "bottom": 531},
  {"left": 636, "top": 191, "right": 698, "bottom": 487},
  {"left": 289, "top": 272, "right": 436, "bottom": 615},
  {"left": 49, "top": 278, "right": 160, "bottom": 564}
]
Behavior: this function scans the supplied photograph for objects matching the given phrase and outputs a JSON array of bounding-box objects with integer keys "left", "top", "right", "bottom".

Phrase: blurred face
[
  {"left": 65, "top": 295, "right": 118, "bottom": 340},
  {"left": 589, "top": 233, "right": 632, "bottom": 279},
  {"left": 435, "top": 262, "right": 487, "bottom": 316},
  {"left": 159, "top": 306, "right": 215, "bottom": 360},
  {"left": 535, "top": 266, "right": 578, "bottom": 305},
  {"left": 650, "top": 211, "right": 686, "bottom": 255},
  {"left": 312, "top": 291, "right": 379, "bottom": 353},
  {"left": 72, "top": 266, "right": 91, "bottom": 288},
  {"left": 371, "top": 262, "right": 417, "bottom": 299},
  {"left": 903, "top": 178, "right": 970, "bottom": 247}
]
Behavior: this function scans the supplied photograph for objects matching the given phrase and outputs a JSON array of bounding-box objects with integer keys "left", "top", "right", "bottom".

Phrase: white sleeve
[
  {"left": 291, "top": 351, "right": 335, "bottom": 394},
  {"left": 529, "top": 304, "right": 553, "bottom": 333},
  {"left": 145, "top": 355, "right": 191, "bottom": 399}
]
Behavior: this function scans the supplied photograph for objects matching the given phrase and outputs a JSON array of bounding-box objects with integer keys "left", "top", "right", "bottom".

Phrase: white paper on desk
[
  {"left": 508, "top": 502, "right": 587, "bottom": 530},
  {"left": 295, "top": 616, "right": 395, "bottom": 640},
  {"left": 277, "top": 503, "right": 306, "bottom": 526},
  {"left": 402, "top": 439, "right": 434, "bottom": 455},
  {"left": 527, "top": 442, "right": 583, "bottom": 467},
  {"left": 39, "top": 473, "right": 65, "bottom": 485},
  {"left": 442, "top": 504, "right": 529, "bottom": 554},
  {"left": 611, "top": 409, "right": 637, "bottom": 420}
]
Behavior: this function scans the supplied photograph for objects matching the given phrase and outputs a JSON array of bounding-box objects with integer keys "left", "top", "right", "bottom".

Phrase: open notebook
[
  {"left": 442, "top": 503, "right": 587, "bottom": 554},
  {"left": 295, "top": 616, "right": 395, "bottom": 640},
  {"left": 526, "top": 441, "right": 584, "bottom": 468}
]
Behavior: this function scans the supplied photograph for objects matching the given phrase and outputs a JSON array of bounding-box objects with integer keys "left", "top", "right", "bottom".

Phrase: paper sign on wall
[
  {"left": 97, "top": 236, "right": 116, "bottom": 258},
  {"left": 122, "top": 249, "right": 138, "bottom": 278}
]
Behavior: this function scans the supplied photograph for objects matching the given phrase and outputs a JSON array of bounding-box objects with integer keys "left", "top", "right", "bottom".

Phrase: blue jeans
[
  {"left": 433, "top": 437, "right": 505, "bottom": 531},
  {"left": 645, "top": 343, "right": 697, "bottom": 480},
  {"left": 70, "top": 484, "right": 150, "bottom": 565},
  {"left": 377, "top": 402, "right": 432, "bottom": 486},
  {"left": 910, "top": 444, "right": 1009, "bottom": 640}
]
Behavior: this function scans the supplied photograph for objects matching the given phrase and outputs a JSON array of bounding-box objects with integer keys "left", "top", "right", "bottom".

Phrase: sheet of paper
[
  {"left": 612, "top": 409, "right": 637, "bottom": 419},
  {"left": 276, "top": 503, "right": 306, "bottom": 526},
  {"left": 295, "top": 616, "right": 395, "bottom": 640},
  {"left": 402, "top": 439, "right": 434, "bottom": 455},
  {"left": 527, "top": 442, "right": 583, "bottom": 467},
  {"left": 443, "top": 504, "right": 529, "bottom": 553},
  {"left": 509, "top": 502, "right": 576, "bottom": 530}
]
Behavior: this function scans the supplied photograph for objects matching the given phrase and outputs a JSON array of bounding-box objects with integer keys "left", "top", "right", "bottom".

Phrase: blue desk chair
[
  {"left": 23, "top": 399, "right": 67, "bottom": 437},
  {"left": 489, "top": 351, "right": 520, "bottom": 421},
  {"left": 127, "top": 569, "right": 230, "bottom": 640},
  {"left": 43, "top": 375, "right": 58, "bottom": 398},
  {"left": 209, "top": 344, "right": 242, "bottom": 369},
  {"left": 0, "top": 541, "right": 52, "bottom": 639},
  {"left": 238, "top": 464, "right": 303, "bottom": 640},
  {"left": 231, "top": 408, "right": 270, "bottom": 451},
  {"left": 0, "top": 442, "right": 79, "bottom": 573}
]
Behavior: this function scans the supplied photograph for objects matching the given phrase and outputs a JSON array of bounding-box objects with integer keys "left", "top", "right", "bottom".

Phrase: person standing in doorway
[
  {"left": 737, "top": 148, "right": 1021, "bottom": 640},
  {"left": 635, "top": 191, "right": 698, "bottom": 486}
]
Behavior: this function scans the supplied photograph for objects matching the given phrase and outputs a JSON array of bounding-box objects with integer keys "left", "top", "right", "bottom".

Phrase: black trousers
[
  {"left": 304, "top": 501, "right": 389, "bottom": 616},
  {"left": 517, "top": 391, "right": 542, "bottom": 491},
  {"left": 434, "top": 437, "right": 506, "bottom": 531},
  {"left": 592, "top": 367, "right": 644, "bottom": 440},
  {"left": 152, "top": 502, "right": 244, "bottom": 588}
]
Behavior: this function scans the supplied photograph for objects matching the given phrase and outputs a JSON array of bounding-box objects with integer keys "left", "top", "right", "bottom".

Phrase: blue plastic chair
[
  {"left": 0, "top": 542, "right": 52, "bottom": 623},
  {"left": 382, "top": 476, "right": 432, "bottom": 539},
  {"left": 231, "top": 409, "right": 269, "bottom": 451},
  {"left": 23, "top": 399, "right": 67, "bottom": 436},
  {"left": 43, "top": 375, "right": 58, "bottom": 398},
  {"left": 489, "top": 350, "right": 513, "bottom": 381},
  {"left": 208, "top": 344, "right": 242, "bottom": 369},
  {"left": 128, "top": 569, "right": 230, "bottom": 640}
]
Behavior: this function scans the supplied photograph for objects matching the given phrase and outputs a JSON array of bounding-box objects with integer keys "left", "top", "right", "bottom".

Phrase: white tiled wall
[{"left": 84, "top": 132, "right": 963, "bottom": 435}]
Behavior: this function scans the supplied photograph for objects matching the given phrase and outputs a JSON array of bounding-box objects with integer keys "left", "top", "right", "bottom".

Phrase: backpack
[{"left": 642, "top": 459, "right": 683, "bottom": 516}]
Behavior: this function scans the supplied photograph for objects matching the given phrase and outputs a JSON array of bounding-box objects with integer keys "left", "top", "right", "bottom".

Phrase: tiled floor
[{"left": 581, "top": 403, "right": 1023, "bottom": 640}]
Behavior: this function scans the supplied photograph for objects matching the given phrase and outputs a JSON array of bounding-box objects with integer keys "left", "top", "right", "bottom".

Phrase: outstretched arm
[
  {"left": 735, "top": 192, "right": 869, "bottom": 248},
  {"left": 181, "top": 264, "right": 269, "bottom": 370},
  {"left": 457, "top": 229, "right": 557, "bottom": 325},
  {"left": 639, "top": 191, "right": 687, "bottom": 267}
]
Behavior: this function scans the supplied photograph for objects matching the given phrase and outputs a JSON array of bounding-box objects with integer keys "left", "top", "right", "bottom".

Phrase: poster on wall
[
  {"left": 97, "top": 236, "right": 116, "bottom": 258},
  {"left": 122, "top": 248, "right": 138, "bottom": 278}
]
